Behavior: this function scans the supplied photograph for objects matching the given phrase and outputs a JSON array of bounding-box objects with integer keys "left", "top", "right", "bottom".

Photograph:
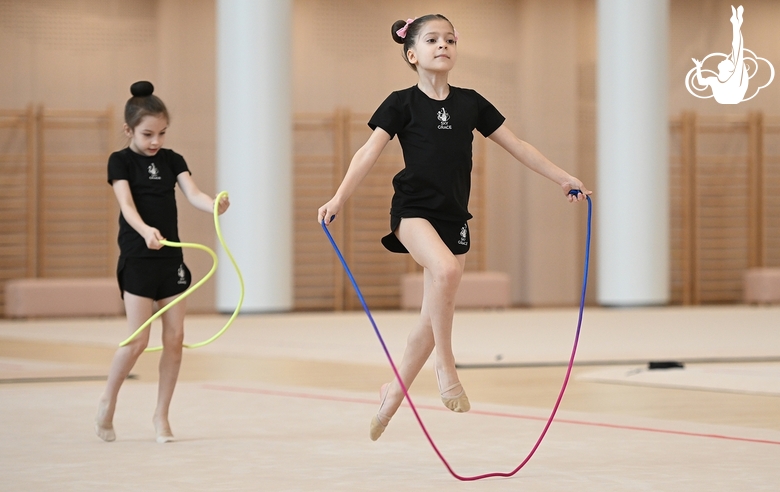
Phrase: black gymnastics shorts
[
  {"left": 117, "top": 257, "right": 192, "bottom": 301},
  {"left": 381, "top": 216, "right": 471, "bottom": 255}
]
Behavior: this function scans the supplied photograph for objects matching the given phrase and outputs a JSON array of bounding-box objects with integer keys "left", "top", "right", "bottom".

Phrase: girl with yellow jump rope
[{"left": 95, "top": 81, "right": 230, "bottom": 444}]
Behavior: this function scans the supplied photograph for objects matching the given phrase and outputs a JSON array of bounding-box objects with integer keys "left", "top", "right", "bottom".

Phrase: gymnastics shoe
[
  {"left": 370, "top": 383, "right": 392, "bottom": 441},
  {"left": 95, "top": 421, "right": 116, "bottom": 442},
  {"left": 156, "top": 433, "right": 174, "bottom": 444},
  {"left": 154, "top": 419, "right": 175, "bottom": 443},
  {"left": 439, "top": 381, "right": 470, "bottom": 413},
  {"left": 435, "top": 368, "right": 470, "bottom": 413},
  {"left": 95, "top": 400, "right": 116, "bottom": 442},
  {"left": 370, "top": 414, "right": 388, "bottom": 441}
]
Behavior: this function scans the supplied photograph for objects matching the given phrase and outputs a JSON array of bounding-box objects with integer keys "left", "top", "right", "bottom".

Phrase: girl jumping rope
[
  {"left": 317, "top": 15, "right": 591, "bottom": 441},
  {"left": 95, "top": 81, "right": 230, "bottom": 443}
]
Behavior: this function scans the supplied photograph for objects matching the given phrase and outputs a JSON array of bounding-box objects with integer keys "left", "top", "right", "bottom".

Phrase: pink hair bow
[{"left": 396, "top": 18, "right": 416, "bottom": 39}]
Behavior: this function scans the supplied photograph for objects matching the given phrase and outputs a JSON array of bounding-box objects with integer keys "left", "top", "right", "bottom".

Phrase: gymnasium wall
[
  {"left": 0, "top": 0, "right": 218, "bottom": 312},
  {"left": 1, "top": 0, "right": 780, "bottom": 311}
]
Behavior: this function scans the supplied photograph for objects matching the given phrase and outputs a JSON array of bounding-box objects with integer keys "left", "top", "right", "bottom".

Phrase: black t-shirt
[
  {"left": 107, "top": 147, "right": 190, "bottom": 258},
  {"left": 368, "top": 85, "right": 505, "bottom": 222}
]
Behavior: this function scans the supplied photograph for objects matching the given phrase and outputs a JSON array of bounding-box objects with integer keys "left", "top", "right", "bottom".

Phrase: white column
[
  {"left": 216, "top": 0, "right": 293, "bottom": 312},
  {"left": 597, "top": 0, "right": 669, "bottom": 306}
]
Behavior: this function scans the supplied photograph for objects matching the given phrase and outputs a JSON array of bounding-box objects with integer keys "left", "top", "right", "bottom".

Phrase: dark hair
[
  {"left": 391, "top": 14, "right": 454, "bottom": 71},
  {"left": 124, "top": 81, "right": 169, "bottom": 130}
]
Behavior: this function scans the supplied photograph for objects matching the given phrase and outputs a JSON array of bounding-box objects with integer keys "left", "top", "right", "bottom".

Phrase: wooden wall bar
[
  {"left": 670, "top": 112, "right": 776, "bottom": 305},
  {"left": 764, "top": 115, "right": 780, "bottom": 270},
  {"left": 0, "top": 107, "right": 35, "bottom": 311},
  {"left": 0, "top": 106, "right": 114, "bottom": 314}
]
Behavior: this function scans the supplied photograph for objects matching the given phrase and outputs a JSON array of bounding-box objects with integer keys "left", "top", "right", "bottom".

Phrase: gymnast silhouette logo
[
  {"left": 458, "top": 224, "right": 468, "bottom": 246},
  {"left": 148, "top": 162, "right": 161, "bottom": 180},
  {"left": 177, "top": 264, "right": 186, "bottom": 284},
  {"left": 437, "top": 108, "right": 452, "bottom": 130},
  {"left": 685, "top": 5, "right": 774, "bottom": 104}
]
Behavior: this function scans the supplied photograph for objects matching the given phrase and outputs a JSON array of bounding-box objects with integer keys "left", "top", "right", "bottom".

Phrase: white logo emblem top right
[{"left": 685, "top": 5, "right": 774, "bottom": 104}]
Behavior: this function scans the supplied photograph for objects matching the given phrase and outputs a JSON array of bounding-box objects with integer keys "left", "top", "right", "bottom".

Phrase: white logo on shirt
[
  {"left": 458, "top": 224, "right": 468, "bottom": 246},
  {"left": 148, "top": 163, "right": 161, "bottom": 180},
  {"left": 437, "top": 108, "right": 452, "bottom": 130},
  {"left": 177, "top": 264, "right": 187, "bottom": 285}
]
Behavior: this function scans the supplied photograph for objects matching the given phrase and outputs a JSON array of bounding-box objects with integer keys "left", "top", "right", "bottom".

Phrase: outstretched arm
[
  {"left": 318, "top": 127, "right": 392, "bottom": 224},
  {"left": 488, "top": 124, "right": 591, "bottom": 202},
  {"left": 177, "top": 172, "right": 230, "bottom": 215}
]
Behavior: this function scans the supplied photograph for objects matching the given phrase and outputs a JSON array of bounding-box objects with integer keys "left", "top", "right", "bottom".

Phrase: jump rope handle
[{"left": 568, "top": 189, "right": 582, "bottom": 197}]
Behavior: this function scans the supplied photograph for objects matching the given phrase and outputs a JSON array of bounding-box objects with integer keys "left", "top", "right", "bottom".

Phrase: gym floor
[{"left": 1, "top": 306, "right": 779, "bottom": 491}]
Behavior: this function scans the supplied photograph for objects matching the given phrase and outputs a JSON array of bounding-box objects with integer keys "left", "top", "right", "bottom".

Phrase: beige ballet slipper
[
  {"left": 370, "top": 383, "right": 392, "bottom": 441},
  {"left": 95, "top": 400, "right": 116, "bottom": 442},
  {"left": 435, "top": 368, "right": 470, "bottom": 413},
  {"left": 154, "top": 419, "right": 174, "bottom": 444}
]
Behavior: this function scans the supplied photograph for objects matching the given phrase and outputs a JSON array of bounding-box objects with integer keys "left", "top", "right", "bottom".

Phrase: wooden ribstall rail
[
  {"left": 671, "top": 111, "right": 777, "bottom": 304},
  {"left": 35, "top": 107, "right": 115, "bottom": 279},
  {"left": 0, "top": 107, "right": 36, "bottom": 312},
  {"left": 0, "top": 106, "right": 114, "bottom": 315}
]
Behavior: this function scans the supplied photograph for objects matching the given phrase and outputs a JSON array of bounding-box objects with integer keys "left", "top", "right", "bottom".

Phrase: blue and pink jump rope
[{"left": 321, "top": 190, "right": 592, "bottom": 481}]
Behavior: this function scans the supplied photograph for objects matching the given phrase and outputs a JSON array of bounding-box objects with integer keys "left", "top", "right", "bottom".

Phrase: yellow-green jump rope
[{"left": 118, "top": 191, "right": 244, "bottom": 352}]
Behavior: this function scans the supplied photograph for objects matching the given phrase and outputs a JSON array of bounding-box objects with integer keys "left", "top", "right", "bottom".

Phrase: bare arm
[
  {"left": 177, "top": 172, "right": 230, "bottom": 215},
  {"left": 111, "top": 179, "right": 165, "bottom": 250},
  {"left": 488, "top": 124, "right": 591, "bottom": 202},
  {"left": 318, "top": 127, "right": 392, "bottom": 224}
]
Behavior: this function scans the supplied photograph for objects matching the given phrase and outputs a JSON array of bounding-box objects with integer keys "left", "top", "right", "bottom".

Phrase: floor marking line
[{"left": 201, "top": 383, "right": 780, "bottom": 446}]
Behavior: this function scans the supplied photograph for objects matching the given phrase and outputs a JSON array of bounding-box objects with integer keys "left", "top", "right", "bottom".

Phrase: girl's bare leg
[
  {"left": 395, "top": 218, "right": 466, "bottom": 396},
  {"left": 152, "top": 295, "right": 185, "bottom": 443},
  {"left": 371, "top": 218, "right": 467, "bottom": 439},
  {"left": 96, "top": 293, "right": 154, "bottom": 441},
  {"left": 371, "top": 291, "right": 435, "bottom": 438}
]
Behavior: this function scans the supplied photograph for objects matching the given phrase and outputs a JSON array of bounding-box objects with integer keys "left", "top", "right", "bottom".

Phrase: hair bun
[
  {"left": 130, "top": 81, "right": 154, "bottom": 97},
  {"left": 391, "top": 20, "right": 407, "bottom": 44}
]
